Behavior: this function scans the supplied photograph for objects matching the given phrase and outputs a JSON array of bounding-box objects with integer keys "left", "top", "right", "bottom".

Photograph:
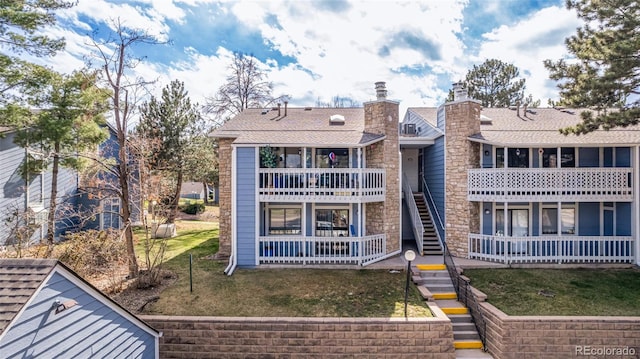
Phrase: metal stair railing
[
  {"left": 443, "top": 241, "right": 487, "bottom": 351},
  {"left": 402, "top": 173, "right": 424, "bottom": 255},
  {"left": 421, "top": 176, "right": 444, "bottom": 245}
]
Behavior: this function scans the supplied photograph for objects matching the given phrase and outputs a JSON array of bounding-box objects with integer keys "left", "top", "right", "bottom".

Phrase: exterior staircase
[
  {"left": 414, "top": 264, "right": 492, "bottom": 358},
  {"left": 413, "top": 193, "right": 443, "bottom": 255}
]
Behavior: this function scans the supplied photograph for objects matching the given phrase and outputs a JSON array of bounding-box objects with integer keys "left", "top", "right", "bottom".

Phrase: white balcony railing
[
  {"left": 258, "top": 234, "right": 386, "bottom": 266},
  {"left": 468, "top": 233, "right": 634, "bottom": 264},
  {"left": 468, "top": 167, "right": 633, "bottom": 202},
  {"left": 258, "top": 168, "right": 385, "bottom": 203}
]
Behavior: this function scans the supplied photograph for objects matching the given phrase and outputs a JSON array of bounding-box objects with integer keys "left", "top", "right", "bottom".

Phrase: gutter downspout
[{"left": 224, "top": 145, "right": 238, "bottom": 275}]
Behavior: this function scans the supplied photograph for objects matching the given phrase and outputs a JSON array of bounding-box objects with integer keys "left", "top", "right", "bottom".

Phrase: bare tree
[
  {"left": 204, "top": 52, "right": 286, "bottom": 122},
  {"left": 87, "top": 19, "right": 164, "bottom": 279}
]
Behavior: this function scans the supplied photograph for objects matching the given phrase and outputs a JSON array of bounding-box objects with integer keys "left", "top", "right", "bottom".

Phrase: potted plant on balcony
[{"left": 260, "top": 145, "right": 278, "bottom": 193}]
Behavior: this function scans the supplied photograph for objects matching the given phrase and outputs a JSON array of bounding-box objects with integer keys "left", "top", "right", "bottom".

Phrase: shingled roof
[
  {"left": 0, "top": 259, "right": 57, "bottom": 335},
  {"left": 211, "top": 107, "right": 385, "bottom": 146},
  {"left": 408, "top": 106, "right": 640, "bottom": 146}
]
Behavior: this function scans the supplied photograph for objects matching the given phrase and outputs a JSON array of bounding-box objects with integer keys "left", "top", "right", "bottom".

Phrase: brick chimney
[
  {"left": 443, "top": 84, "right": 482, "bottom": 257},
  {"left": 364, "top": 82, "right": 400, "bottom": 255}
]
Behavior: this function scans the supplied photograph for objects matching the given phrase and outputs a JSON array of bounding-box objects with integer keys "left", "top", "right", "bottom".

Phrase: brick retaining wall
[
  {"left": 141, "top": 314, "right": 455, "bottom": 359},
  {"left": 478, "top": 299, "right": 640, "bottom": 359}
]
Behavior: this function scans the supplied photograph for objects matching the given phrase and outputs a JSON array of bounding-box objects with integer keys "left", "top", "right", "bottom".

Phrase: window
[
  {"left": 541, "top": 148, "right": 557, "bottom": 168},
  {"left": 269, "top": 208, "right": 301, "bottom": 235},
  {"left": 560, "top": 148, "right": 575, "bottom": 167},
  {"left": 102, "top": 198, "right": 121, "bottom": 230},
  {"left": 496, "top": 209, "right": 529, "bottom": 236},
  {"left": 316, "top": 148, "right": 349, "bottom": 168},
  {"left": 496, "top": 148, "right": 504, "bottom": 168},
  {"left": 541, "top": 205, "right": 575, "bottom": 235},
  {"left": 315, "top": 208, "right": 349, "bottom": 237},
  {"left": 508, "top": 148, "right": 529, "bottom": 168}
]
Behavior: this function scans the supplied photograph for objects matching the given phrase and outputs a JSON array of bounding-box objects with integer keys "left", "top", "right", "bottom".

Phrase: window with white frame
[
  {"left": 101, "top": 198, "right": 121, "bottom": 230},
  {"left": 541, "top": 204, "right": 575, "bottom": 235},
  {"left": 315, "top": 208, "right": 349, "bottom": 237},
  {"left": 268, "top": 208, "right": 301, "bottom": 235}
]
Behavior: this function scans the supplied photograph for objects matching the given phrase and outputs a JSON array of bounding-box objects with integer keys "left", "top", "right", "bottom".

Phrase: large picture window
[
  {"left": 541, "top": 205, "right": 575, "bottom": 235},
  {"left": 269, "top": 208, "right": 301, "bottom": 235},
  {"left": 316, "top": 148, "right": 349, "bottom": 168},
  {"left": 315, "top": 208, "right": 349, "bottom": 237}
]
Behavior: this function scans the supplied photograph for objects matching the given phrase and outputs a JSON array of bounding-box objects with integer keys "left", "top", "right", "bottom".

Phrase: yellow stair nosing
[
  {"left": 416, "top": 264, "right": 446, "bottom": 270},
  {"left": 441, "top": 307, "right": 469, "bottom": 314},
  {"left": 454, "top": 341, "right": 484, "bottom": 349},
  {"left": 432, "top": 292, "right": 457, "bottom": 300}
]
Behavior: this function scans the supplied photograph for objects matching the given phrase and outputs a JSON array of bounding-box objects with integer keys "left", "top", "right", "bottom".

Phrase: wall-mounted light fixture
[
  {"left": 484, "top": 150, "right": 490, "bottom": 156},
  {"left": 484, "top": 208, "right": 491, "bottom": 215}
]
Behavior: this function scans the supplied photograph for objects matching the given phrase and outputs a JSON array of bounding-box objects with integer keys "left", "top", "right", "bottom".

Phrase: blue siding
[
  {"left": 532, "top": 203, "right": 540, "bottom": 236},
  {"left": 578, "top": 203, "right": 600, "bottom": 235},
  {"left": 236, "top": 147, "right": 256, "bottom": 267},
  {"left": 616, "top": 203, "right": 631, "bottom": 236},
  {"left": 423, "top": 136, "right": 445, "bottom": 240},
  {"left": 0, "top": 133, "right": 29, "bottom": 245},
  {"left": 305, "top": 203, "right": 313, "bottom": 236},
  {"left": 579, "top": 148, "right": 599, "bottom": 167},
  {"left": 604, "top": 147, "right": 613, "bottom": 167},
  {"left": 0, "top": 271, "right": 156, "bottom": 358}
]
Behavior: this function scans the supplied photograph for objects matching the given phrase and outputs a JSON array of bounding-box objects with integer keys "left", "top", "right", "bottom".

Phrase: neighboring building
[
  {"left": 211, "top": 82, "right": 401, "bottom": 272},
  {"left": 401, "top": 84, "right": 640, "bottom": 265},
  {"left": 180, "top": 181, "right": 205, "bottom": 200},
  {"left": 0, "top": 123, "right": 138, "bottom": 247},
  {"left": 0, "top": 259, "right": 160, "bottom": 358},
  {"left": 0, "top": 127, "right": 79, "bottom": 247}
]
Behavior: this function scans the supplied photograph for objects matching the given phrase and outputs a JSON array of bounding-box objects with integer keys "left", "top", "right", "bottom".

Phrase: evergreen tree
[
  {"left": 544, "top": 0, "right": 640, "bottom": 134},
  {"left": 0, "top": 0, "right": 74, "bottom": 102},
  {"left": 14, "top": 70, "right": 109, "bottom": 251},
  {"left": 138, "top": 80, "right": 202, "bottom": 223},
  {"left": 464, "top": 58, "right": 526, "bottom": 107}
]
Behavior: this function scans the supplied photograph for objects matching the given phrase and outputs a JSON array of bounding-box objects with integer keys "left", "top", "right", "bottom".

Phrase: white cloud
[{"left": 475, "top": 5, "right": 582, "bottom": 104}]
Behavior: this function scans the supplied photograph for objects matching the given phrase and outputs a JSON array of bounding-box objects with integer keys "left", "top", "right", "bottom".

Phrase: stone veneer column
[
  {"left": 444, "top": 100, "right": 481, "bottom": 257},
  {"left": 216, "top": 138, "right": 233, "bottom": 259},
  {"left": 364, "top": 99, "right": 400, "bottom": 255}
]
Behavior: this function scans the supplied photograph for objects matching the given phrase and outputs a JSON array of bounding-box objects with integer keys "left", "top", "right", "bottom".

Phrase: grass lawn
[
  {"left": 465, "top": 268, "right": 640, "bottom": 316},
  {"left": 135, "top": 220, "right": 431, "bottom": 317}
]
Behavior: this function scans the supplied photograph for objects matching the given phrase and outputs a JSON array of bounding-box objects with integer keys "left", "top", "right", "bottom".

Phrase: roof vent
[
  {"left": 330, "top": 114, "right": 345, "bottom": 124},
  {"left": 304, "top": 107, "right": 312, "bottom": 111},
  {"left": 480, "top": 115, "right": 492, "bottom": 125},
  {"left": 261, "top": 109, "right": 269, "bottom": 115}
]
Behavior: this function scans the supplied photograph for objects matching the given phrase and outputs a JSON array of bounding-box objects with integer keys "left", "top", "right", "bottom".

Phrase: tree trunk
[
  {"left": 202, "top": 182, "right": 209, "bottom": 204},
  {"left": 167, "top": 169, "right": 183, "bottom": 224},
  {"left": 117, "top": 131, "right": 139, "bottom": 278},
  {"left": 45, "top": 142, "right": 60, "bottom": 256}
]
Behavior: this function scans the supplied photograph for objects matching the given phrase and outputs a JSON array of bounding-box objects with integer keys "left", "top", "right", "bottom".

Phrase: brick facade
[
  {"left": 216, "top": 138, "right": 233, "bottom": 259},
  {"left": 364, "top": 100, "right": 401, "bottom": 254},
  {"left": 443, "top": 100, "right": 482, "bottom": 257},
  {"left": 142, "top": 315, "right": 455, "bottom": 359},
  {"left": 479, "top": 301, "right": 640, "bottom": 359}
]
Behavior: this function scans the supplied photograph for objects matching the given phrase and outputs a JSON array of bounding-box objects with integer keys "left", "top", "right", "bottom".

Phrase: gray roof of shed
[
  {"left": 211, "top": 107, "right": 385, "bottom": 146},
  {"left": 0, "top": 259, "right": 57, "bottom": 335}
]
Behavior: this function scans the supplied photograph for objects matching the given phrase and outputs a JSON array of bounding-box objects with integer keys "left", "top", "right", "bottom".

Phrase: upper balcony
[
  {"left": 468, "top": 167, "right": 633, "bottom": 202},
  {"left": 258, "top": 168, "right": 385, "bottom": 203}
]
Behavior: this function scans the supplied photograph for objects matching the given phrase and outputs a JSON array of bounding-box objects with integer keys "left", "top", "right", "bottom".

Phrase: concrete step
[
  {"left": 454, "top": 331, "right": 481, "bottom": 341},
  {"left": 419, "top": 270, "right": 449, "bottom": 277},
  {"left": 448, "top": 314, "right": 473, "bottom": 323},
  {"left": 453, "top": 322, "right": 477, "bottom": 331},
  {"left": 419, "top": 276, "right": 452, "bottom": 283},
  {"left": 455, "top": 349, "right": 493, "bottom": 358}
]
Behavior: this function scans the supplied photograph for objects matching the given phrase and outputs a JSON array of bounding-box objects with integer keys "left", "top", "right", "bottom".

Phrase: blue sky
[{"left": 34, "top": 0, "right": 582, "bottom": 116}]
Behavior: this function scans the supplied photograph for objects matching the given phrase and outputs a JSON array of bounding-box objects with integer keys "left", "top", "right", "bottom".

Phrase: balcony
[
  {"left": 468, "top": 233, "right": 634, "bottom": 264},
  {"left": 258, "top": 234, "right": 386, "bottom": 266},
  {"left": 258, "top": 168, "right": 385, "bottom": 203},
  {"left": 468, "top": 167, "right": 633, "bottom": 202}
]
